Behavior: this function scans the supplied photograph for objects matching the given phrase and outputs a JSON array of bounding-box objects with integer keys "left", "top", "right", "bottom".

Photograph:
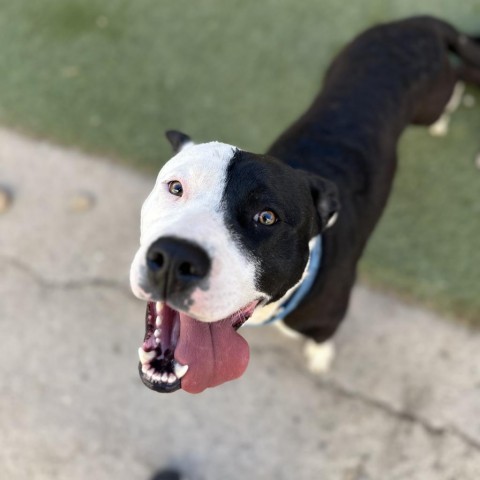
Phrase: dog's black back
[{"left": 267, "top": 16, "right": 480, "bottom": 341}]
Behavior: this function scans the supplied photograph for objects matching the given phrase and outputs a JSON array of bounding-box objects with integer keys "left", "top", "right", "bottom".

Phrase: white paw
[
  {"left": 304, "top": 339, "right": 335, "bottom": 375},
  {"left": 429, "top": 81, "right": 465, "bottom": 138},
  {"left": 429, "top": 114, "right": 450, "bottom": 137},
  {"left": 445, "top": 81, "right": 465, "bottom": 114}
]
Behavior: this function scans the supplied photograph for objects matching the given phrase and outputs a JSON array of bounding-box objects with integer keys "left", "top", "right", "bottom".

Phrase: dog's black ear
[
  {"left": 165, "top": 130, "right": 193, "bottom": 153},
  {"left": 308, "top": 174, "right": 340, "bottom": 231}
]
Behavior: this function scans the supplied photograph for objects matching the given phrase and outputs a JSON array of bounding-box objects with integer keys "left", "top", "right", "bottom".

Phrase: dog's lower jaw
[
  {"left": 304, "top": 339, "right": 335, "bottom": 375},
  {"left": 139, "top": 300, "right": 259, "bottom": 393}
]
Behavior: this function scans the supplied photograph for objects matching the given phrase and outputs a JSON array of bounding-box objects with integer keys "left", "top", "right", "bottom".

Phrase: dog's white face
[
  {"left": 130, "top": 141, "right": 263, "bottom": 321},
  {"left": 130, "top": 133, "right": 338, "bottom": 394}
]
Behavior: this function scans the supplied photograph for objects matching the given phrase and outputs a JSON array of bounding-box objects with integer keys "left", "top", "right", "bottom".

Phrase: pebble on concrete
[
  {"left": 0, "top": 185, "right": 12, "bottom": 213},
  {"left": 69, "top": 191, "right": 96, "bottom": 212}
]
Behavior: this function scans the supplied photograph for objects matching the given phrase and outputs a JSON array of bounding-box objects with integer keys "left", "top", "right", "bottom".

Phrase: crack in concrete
[
  {"left": 320, "top": 378, "right": 446, "bottom": 435},
  {"left": 250, "top": 344, "right": 480, "bottom": 452},
  {"left": 318, "top": 378, "right": 480, "bottom": 453},
  {"left": 449, "top": 425, "right": 480, "bottom": 452},
  {"left": 0, "top": 254, "right": 131, "bottom": 298},
  {"left": 2, "top": 253, "right": 480, "bottom": 454}
]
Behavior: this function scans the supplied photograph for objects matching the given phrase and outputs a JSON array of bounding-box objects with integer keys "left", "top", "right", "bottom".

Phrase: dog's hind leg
[
  {"left": 456, "top": 35, "right": 480, "bottom": 87},
  {"left": 413, "top": 19, "right": 480, "bottom": 136},
  {"left": 428, "top": 80, "right": 465, "bottom": 137},
  {"left": 458, "top": 64, "right": 480, "bottom": 85},
  {"left": 427, "top": 34, "right": 480, "bottom": 136},
  {"left": 410, "top": 54, "right": 458, "bottom": 131},
  {"left": 451, "top": 34, "right": 480, "bottom": 72}
]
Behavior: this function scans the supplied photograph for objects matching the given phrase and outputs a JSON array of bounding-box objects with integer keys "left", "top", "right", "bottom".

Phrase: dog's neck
[{"left": 247, "top": 235, "right": 322, "bottom": 326}]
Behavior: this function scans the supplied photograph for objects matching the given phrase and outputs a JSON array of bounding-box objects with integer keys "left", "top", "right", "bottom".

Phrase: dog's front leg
[
  {"left": 275, "top": 321, "right": 336, "bottom": 375},
  {"left": 304, "top": 339, "right": 336, "bottom": 374}
]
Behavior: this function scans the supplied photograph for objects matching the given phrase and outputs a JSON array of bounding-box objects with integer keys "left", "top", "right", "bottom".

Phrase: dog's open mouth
[{"left": 138, "top": 300, "right": 258, "bottom": 394}]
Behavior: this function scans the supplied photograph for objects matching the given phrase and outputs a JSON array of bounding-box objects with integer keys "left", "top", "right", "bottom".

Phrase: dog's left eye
[
  {"left": 254, "top": 210, "right": 277, "bottom": 226},
  {"left": 168, "top": 180, "right": 183, "bottom": 197}
]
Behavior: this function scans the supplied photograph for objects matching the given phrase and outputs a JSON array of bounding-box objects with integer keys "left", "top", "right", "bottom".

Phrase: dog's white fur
[
  {"left": 429, "top": 81, "right": 465, "bottom": 137},
  {"left": 130, "top": 141, "right": 265, "bottom": 322},
  {"left": 304, "top": 339, "right": 335, "bottom": 374}
]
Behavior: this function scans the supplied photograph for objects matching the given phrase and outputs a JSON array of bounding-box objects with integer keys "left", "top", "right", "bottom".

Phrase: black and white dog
[{"left": 130, "top": 16, "right": 480, "bottom": 394}]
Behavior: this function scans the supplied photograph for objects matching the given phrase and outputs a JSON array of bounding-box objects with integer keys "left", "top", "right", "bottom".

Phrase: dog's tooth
[
  {"left": 161, "top": 372, "right": 169, "bottom": 382},
  {"left": 174, "top": 362, "right": 189, "bottom": 379},
  {"left": 155, "top": 338, "right": 161, "bottom": 345},
  {"left": 153, "top": 373, "right": 162, "bottom": 382},
  {"left": 138, "top": 347, "right": 156, "bottom": 365},
  {"left": 167, "top": 373, "right": 177, "bottom": 384},
  {"left": 141, "top": 364, "right": 150, "bottom": 374},
  {"left": 154, "top": 329, "right": 161, "bottom": 338},
  {"left": 155, "top": 315, "right": 162, "bottom": 327},
  {"left": 146, "top": 368, "right": 155, "bottom": 378},
  {"left": 156, "top": 301, "right": 162, "bottom": 314}
]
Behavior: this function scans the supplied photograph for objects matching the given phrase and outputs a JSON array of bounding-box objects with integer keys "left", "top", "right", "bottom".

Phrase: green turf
[{"left": 0, "top": 1, "right": 479, "bottom": 322}]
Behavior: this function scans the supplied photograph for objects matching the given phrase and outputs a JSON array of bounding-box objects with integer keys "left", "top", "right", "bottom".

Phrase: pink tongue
[{"left": 174, "top": 313, "right": 250, "bottom": 394}]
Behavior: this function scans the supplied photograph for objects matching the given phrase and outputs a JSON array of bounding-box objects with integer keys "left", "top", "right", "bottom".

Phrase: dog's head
[{"left": 130, "top": 131, "right": 339, "bottom": 393}]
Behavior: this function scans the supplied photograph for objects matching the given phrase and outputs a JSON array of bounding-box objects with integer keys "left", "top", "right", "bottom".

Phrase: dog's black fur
[
  {"left": 257, "top": 16, "right": 480, "bottom": 342},
  {"left": 222, "top": 149, "right": 338, "bottom": 301}
]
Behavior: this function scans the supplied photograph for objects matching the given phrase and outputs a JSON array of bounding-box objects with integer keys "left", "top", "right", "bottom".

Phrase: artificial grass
[
  {"left": 0, "top": 0, "right": 479, "bottom": 322},
  {"left": 361, "top": 119, "right": 480, "bottom": 324}
]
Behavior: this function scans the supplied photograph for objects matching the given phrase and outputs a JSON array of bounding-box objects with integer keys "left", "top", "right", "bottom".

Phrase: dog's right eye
[
  {"left": 168, "top": 180, "right": 183, "bottom": 197},
  {"left": 254, "top": 210, "right": 277, "bottom": 226}
]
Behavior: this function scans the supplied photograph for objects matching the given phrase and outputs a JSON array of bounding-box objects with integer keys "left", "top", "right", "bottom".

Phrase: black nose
[{"left": 146, "top": 236, "right": 211, "bottom": 298}]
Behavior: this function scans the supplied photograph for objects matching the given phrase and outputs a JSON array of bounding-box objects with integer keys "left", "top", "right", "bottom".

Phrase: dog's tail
[{"left": 432, "top": 17, "right": 480, "bottom": 84}]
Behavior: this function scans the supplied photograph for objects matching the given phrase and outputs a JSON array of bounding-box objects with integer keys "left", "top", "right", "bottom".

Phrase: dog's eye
[
  {"left": 168, "top": 180, "right": 183, "bottom": 197},
  {"left": 254, "top": 210, "right": 277, "bottom": 226}
]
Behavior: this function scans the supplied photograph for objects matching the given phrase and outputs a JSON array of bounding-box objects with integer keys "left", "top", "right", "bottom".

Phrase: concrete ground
[{"left": 0, "top": 128, "right": 479, "bottom": 480}]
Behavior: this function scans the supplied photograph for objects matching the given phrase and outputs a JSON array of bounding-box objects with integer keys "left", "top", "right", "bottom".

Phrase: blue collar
[{"left": 256, "top": 235, "right": 322, "bottom": 326}]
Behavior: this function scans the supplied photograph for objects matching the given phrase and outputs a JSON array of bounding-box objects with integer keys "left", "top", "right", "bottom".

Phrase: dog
[{"left": 130, "top": 16, "right": 480, "bottom": 394}]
